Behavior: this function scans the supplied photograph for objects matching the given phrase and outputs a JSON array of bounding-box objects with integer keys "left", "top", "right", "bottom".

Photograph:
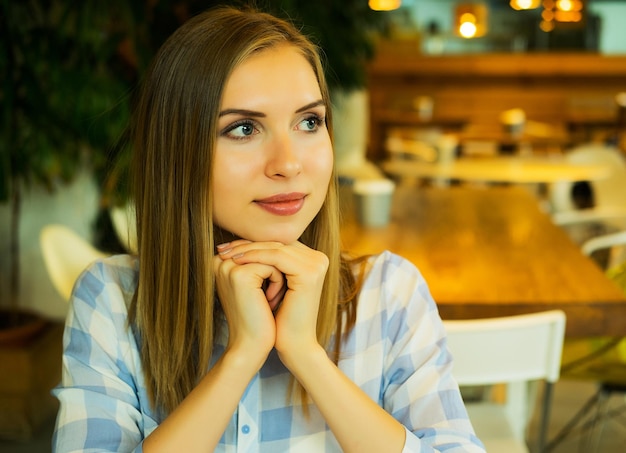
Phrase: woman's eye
[
  {"left": 299, "top": 115, "right": 324, "bottom": 132},
  {"left": 222, "top": 121, "right": 258, "bottom": 139}
]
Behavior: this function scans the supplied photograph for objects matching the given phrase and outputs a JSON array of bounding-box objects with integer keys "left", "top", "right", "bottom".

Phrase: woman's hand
[
  {"left": 215, "top": 240, "right": 329, "bottom": 369},
  {"left": 213, "top": 240, "right": 280, "bottom": 370}
]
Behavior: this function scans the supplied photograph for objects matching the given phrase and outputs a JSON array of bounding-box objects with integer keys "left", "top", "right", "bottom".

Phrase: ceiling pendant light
[
  {"left": 554, "top": 0, "right": 584, "bottom": 23},
  {"left": 369, "top": 0, "right": 402, "bottom": 11},
  {"left": 510, "top": 0, "right": 541, "bottom": 10},
  {"left": 454, "top": 3, "right": 489, "bottom": 39}
]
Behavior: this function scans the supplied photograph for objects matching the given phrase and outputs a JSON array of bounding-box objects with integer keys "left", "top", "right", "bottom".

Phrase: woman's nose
[{"left": 265, "top": 133, "right": 302, "bottom": 178}]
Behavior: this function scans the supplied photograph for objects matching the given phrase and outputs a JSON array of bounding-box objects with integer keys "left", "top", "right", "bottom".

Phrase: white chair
[
  {"left": 444, "top": 310, "right": 566, "bottom": 453},
  {"left": 550, "top": 144, "right": 626, "bottom": 236},
  {"left": 581, "top": 229, "right": 626, "bottom": 269},
  {"left": 40, "top": 224, "right": 107, "bottom": 301}
]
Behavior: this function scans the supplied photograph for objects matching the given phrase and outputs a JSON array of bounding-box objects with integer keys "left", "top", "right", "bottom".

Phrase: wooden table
[
  {"left": 381, "top": 156, "right": 611, "bottom": 185},
  {"left": 340, "top": 185, "right": 626, "bottom": 337}
]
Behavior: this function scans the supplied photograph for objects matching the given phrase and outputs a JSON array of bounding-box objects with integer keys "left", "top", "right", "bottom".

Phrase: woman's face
[{"left": 213, "top": 44, "right": 333, "bottom": 243}]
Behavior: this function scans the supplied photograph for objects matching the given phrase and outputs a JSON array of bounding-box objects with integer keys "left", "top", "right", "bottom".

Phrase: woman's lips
[{"left": 254, "top": 193, "right": 306, "bottom": 216}]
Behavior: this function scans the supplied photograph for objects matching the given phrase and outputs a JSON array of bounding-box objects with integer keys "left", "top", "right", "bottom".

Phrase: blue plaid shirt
[{"left": 53, "top": 251, "right": 484, "bottom": 452}]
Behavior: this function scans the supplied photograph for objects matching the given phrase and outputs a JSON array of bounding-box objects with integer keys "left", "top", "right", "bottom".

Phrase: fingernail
[
  {"left": 232, "top": 253, "right": 244, "bottom": 259},
  {"left": 216, "top": 242, "right": 230, "bottom": 251}
]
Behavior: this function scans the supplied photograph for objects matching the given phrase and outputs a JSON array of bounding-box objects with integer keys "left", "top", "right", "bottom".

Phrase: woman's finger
[{"left": 265, "top": 274, "right": 287, "bottom": 312}]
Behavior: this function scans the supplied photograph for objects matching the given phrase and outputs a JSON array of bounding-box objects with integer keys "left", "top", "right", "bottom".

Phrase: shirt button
[{"left": 242, "top": 424, "right": 250, "bottom": 434}]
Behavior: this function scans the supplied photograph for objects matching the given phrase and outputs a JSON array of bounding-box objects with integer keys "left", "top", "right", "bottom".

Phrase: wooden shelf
[
  {"left": 367, "top": 52, "right": 626, "bottom": 161},
  {"left": 369, "top": 52, "right": 626, "bottom": 79}
]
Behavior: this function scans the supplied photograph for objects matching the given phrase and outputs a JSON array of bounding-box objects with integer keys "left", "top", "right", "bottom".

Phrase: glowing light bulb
[
  {"left": 368, "top": 0, "right": 401, "bottom": 11},
  {"left": 460, "top": 21, "right": 478, "bottom": 38},
  {"left": 510, "top": 0, "right": 541, "bottom": 10},
  {"left": 455, "top": 3, "right": 488, "bottom": 39},
  {"left": 557, "top": 0, "right": 574, "bottom": 11}
]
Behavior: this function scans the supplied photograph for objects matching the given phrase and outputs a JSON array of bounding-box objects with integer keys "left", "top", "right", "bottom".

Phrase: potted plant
[
  {"left": 0, "top": 0, "right": 132, "bottom": 326},
  {"left": 0, "top": 0, "right": 131, "bottom": 439}
]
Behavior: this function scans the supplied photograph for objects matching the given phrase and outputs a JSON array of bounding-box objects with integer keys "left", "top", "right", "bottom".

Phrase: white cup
[
  {"left": 352, "top": 179, "right": 395, "bottom": 227},
  {"left": 500, "top": 108, "right": 526, "bottom": 138}
]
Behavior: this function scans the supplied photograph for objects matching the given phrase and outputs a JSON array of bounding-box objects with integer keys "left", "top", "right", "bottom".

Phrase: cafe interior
[{"left": 2, "top": 1, "right": 626, "bottom": 452}]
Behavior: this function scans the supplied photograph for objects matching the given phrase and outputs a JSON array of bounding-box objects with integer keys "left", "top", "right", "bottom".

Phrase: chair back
[
  {"left": 582, "top": 229, "right": 626, "bottom": 259},
  {"left": 444, "top": 310, "right": 566, "bottom": 452},
  {"left": 40, "top": 224, "right": 107, "bottom": 301},
  {"left": 445, "top": 310, "right": 566, "bottom": 386}
]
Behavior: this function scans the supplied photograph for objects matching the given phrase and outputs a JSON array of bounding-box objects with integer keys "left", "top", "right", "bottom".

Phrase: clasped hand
[{"left": 213, "top": 239, "right": 329, "bottom": 371}]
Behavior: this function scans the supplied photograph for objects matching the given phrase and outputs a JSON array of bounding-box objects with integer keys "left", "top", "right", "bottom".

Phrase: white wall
[
  {"left": 589, "top": 2, "right": 626, "bottom": 54},
  {"left": 0, "top": 170, "right": 100, "bottom": 321}
]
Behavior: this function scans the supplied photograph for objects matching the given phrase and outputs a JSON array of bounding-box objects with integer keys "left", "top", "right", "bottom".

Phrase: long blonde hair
[{"left": 129, "top": 6, "right": 358, "bottom": 414}]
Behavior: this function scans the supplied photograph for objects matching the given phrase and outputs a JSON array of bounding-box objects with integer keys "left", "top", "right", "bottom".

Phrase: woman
[{"left": 53, "top": 6, "right": 485, "bottom": 452}]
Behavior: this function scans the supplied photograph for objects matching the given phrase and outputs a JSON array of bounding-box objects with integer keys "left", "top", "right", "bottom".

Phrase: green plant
[{"left": 0, "top": 0, "right": 131, "bottom": 322}]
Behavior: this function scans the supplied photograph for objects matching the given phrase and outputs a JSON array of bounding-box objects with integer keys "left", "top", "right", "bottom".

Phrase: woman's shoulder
[
  {"left": 95, "top": 253, "right": 138, "bottom": 279},
  {"left": 80, "top": 254, "right": 138, "bottom": 288},
  {"left": 72, "top": 254, "right": 139, "bottom": 312}
]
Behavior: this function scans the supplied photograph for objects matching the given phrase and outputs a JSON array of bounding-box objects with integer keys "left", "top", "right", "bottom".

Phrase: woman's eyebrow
[
  {"left": 218, "top": 108, "right": 266, "bottom": 118},
  {"left": 295, "top": 100, "right": 325, "bottom": 113}
]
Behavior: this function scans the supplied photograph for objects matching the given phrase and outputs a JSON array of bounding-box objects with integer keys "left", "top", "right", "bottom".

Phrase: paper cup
[{"left": 352, "top": 179, "right": 395, "bottom": 227}]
